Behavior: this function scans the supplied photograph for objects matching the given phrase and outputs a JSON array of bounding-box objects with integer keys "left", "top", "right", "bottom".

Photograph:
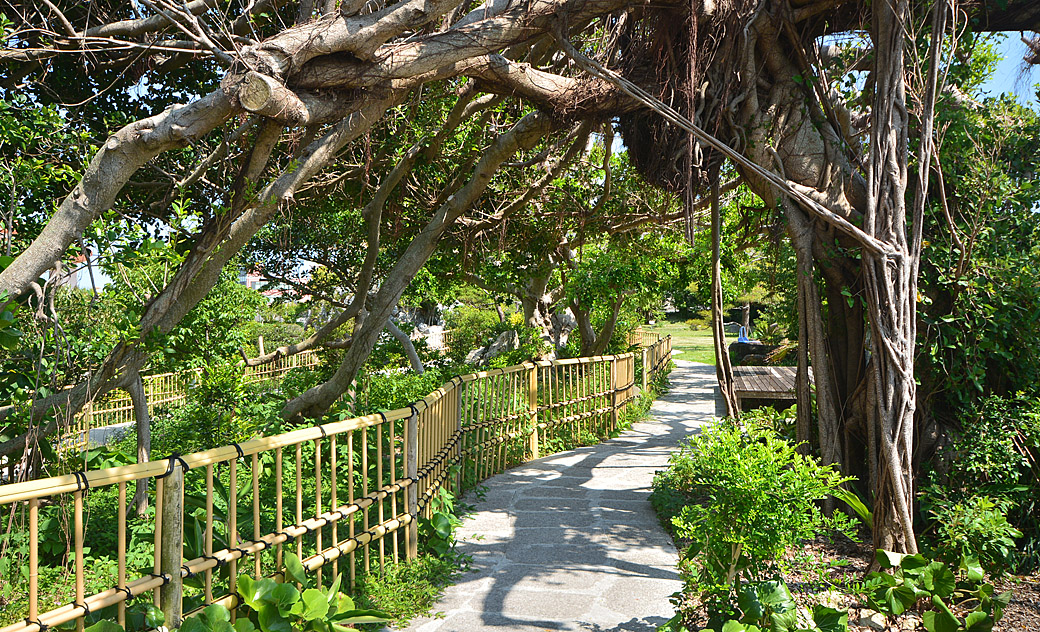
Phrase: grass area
[{"left": 646, "top": 318, "right": 727, "bottom": 365}]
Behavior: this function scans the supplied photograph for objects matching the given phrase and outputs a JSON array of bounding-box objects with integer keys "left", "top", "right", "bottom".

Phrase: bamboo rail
[
  {"left": 62, "top": 351, "right": 321, "bottom": 450},
  {"left": 0, "top": 337, "right": 671, "bottom": 632}
]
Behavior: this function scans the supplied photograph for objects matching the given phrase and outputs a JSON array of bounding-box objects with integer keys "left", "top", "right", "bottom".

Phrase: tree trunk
[
  {"left": 862, "top": 0, "right": 918, "bottom": 554},
  {"left": 126, "top": 369, "right": 150, "bottom": 518},
  {"left": 711, "top": 174, "right": 739, "bottom": 417},
  {"left": 386, "top": 318, "right": 424, "bottom": 374}
]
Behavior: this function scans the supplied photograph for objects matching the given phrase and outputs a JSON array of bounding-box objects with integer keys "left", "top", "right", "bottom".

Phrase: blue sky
[{"left": 978, "top": 34, "right": 1038, "bottom": 107}]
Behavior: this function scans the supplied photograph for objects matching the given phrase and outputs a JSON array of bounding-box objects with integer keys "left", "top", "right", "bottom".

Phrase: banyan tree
[{"left": 1, "top": 0, "right": 1038, "bottom": 554}]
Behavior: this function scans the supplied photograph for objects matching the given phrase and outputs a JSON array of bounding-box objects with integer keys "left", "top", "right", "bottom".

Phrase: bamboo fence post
[
  {"left": 29, "top": 498, "right": 38, "bottom": 625},
  {"left": 641, "top": 347, "right": 648, "bottom": 392},
  {"left": 159, "top": 461, "right": 184, "bottom": 627},
  {"left": 527, "top": 364, "right": 539, "bottom": 460},
  {"left": 406, "top": 410, "right": 419, "bottom": 561},
  {"left": 455, "top": 384, "right": 463, "bottom": 495},
  {"left": 610, "top": 356, "right": 618, "bottom": 432}
]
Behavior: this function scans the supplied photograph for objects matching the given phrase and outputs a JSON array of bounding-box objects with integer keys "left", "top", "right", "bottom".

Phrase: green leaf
[
  {"left": 143, "top": 604, "right": 166, "bottom": 628},
  {"left": 768, "top": 608, "right": 799, "bottom": 632},
  {"left": 180, "top": 617, "right": 209, "bottom": 632},
  {"left": 84, "top": 622, "right": 123, "bottom": 632},
  {"left": 923, "top": 609, "right": 960, "bottom": 632},
  {"left": 964, "top": 611, "right": 993, "bottom": 632},
  {"left": 900, "top": 554, "right": 929, "bottom": 574},
  {"left": 431, "top": 512, "right": 453, "bottom": 540},
  {"left": 234, "top": 619, "right": 258, "bottom": 632},
  {"left": 333, "top": 609, "right": 392, "bottom": 624},
  {"left": 922, "top": 562, "right": 955, "bottom": 598},
  {"left": 830, "top": 487, "right": 872, "bottom": 525},
  {"left": 963, "top": 556, "right": 985, "bottom": 582},
  {"left": 298, "top": 588, "right": 331, "bottom": 621},
  {"left": 876, "top": 550, "right": 905, "bottom": 569},
  {"left": 811, "top": 605, "right": 848, "bottom": 632},
  {"left": 181, "top": 604, "right": 234, "bottom": 632},
  {"left": 284, "top": 552, "right": 309, "bottom": 587},
  {"left": 325, "top": 574, "right": 342, "bottom": 607},
  {"left": 258, "top": 603, "right": 293, "bottom": 632},
  {"left": 334, "top": 592, "right": 355, "bottom": 615},
  {"left": 874, "top": 584, "right": 917, "bottom": 616}
]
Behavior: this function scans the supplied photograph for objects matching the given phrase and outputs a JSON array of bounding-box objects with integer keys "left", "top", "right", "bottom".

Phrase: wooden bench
[{"left": 731, "top": 366, "right": 804, "bottom": 410}]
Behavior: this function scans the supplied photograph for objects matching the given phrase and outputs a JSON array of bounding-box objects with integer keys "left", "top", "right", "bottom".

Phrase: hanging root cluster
[{"left": 617, "top": 0, "right": 759, "bottom": 205}]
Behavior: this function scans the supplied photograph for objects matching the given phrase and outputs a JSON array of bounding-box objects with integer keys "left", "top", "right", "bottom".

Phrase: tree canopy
[{"left": 1, "top": 0, "right": 1039, "bottom": 554}]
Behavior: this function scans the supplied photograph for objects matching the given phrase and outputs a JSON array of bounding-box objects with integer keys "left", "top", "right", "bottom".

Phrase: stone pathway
[{"left": 399, "top": 360, "right": 720, "bottom": 632}]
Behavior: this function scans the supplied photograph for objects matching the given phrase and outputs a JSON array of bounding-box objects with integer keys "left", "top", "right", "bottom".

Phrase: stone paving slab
[{"left": 398, "top": 360, "right": 719, "bottom": 632}]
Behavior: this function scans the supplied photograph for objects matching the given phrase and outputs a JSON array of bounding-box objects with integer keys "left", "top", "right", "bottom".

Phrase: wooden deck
[{"left": 732, "top": 365, "right": 804, "bottom": 409}]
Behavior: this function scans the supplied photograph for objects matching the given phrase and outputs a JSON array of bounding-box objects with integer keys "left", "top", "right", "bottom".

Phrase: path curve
[{"left": 398, "top": 360, "right": 720, "bottom": 632}]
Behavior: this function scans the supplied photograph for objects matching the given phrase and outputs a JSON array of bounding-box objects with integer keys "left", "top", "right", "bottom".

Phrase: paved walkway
[{"left": 400, "top": 360, "right": 719, "bottom": 632}]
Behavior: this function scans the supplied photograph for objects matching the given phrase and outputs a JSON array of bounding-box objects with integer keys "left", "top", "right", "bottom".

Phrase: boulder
[
  {"left": 484, "top": 330, "right": 520, "bottom": 360},
  {"left": 465, "top": 330, "right": 521, "bottom": 365},
  {"left": 729, "top": 341, "right": 781, "bottom": 365}
]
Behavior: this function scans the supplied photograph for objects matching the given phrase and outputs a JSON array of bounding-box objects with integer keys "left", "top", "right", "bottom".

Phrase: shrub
[
  {"left": 685, "top": 317, "right": 710, "bottom": 331},
  {"left": 739, "top": 406, "right": 796, "bottom": 444},
  {"left": 650, "top": 422, "right": 856, "bottom": 623},
  {"left": 354, "top": 555, "right": 461, "bottom": 627},
  {"left": 921, "top": 491, "right": 1022, "bottom": 577},
  {"left": 444, "top": 305, "right": 500, "bottom": 362},
  {"left": 929, "top": 394, "right": 1040, "bottom": 572}
]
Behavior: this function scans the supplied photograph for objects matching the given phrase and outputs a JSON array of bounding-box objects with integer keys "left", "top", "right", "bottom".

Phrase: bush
[
  {"left": 739, "top": 406, "right": 797, "bottom": 444},
  {"left": 354, "top": 555, "right": 461, "bottom": 627},
  {"left": 929, "top": 394, "right": 1040, "bottom": 572},
  {"left": 685, "top": 317, "right": 710, "bottom": 331},
  {"left": 239, "top": 321, "right": 306, "bottom": 357},
  {"left": 444, "top": 305, "right": 500, "bottom": 362},
  {"left": 650, "top": 422, "right": 856, "bottom": 623},
  {"left": 921, "top": 491, "right": 1022, "bottom": 577}
]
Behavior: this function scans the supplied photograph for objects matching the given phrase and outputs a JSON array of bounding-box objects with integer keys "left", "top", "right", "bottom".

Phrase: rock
[
  {"left": 724, "top": 321, "right": 742, "bottom": 334},
  {"left": 465, "top": 330, "right": 520, "bottom": 365},
  {"left": 855, "top": 609, "right": 888, "bottom": 631},
  {"left": 729, "top": 341, "right": 781, "bottom": 365},
  {"left": 483, "top": 330, "right": 520, "bottom": 360}
]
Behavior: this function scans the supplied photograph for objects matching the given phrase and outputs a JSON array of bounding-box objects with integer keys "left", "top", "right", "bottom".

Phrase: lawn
[{"left": 645, "top": 318, "right": 727, "bottom": 365}]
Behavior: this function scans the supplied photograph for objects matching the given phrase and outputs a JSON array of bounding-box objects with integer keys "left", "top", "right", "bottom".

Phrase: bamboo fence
[
  {"left": 63, "top": 352, "right": 321, "bottom": 450},
  {"left": 629, "top": 328, "right": 662, "bottom": 348},
  {"left": 0, "top": 337, "right": 671, "bottom": 632}
]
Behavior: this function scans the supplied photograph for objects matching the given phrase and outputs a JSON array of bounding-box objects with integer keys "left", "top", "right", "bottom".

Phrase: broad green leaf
[
  {"left": 270, "top": 582, "right": 299, "bottom": 611},
  {"left": 180, "top": 617, "right": 209, "bottom": 632},
  {"left": 84, "top": 622, "right": 123, "bottom": 632},
  {"left": 431, "top": 512, "right": 453, "bottom": 539},
  {"left": 922, "top": 562, "right": 955, "bottom": 598},
  {"left": 258, "top": 603, "right": 292, "bottom": 632},
  {"left": 335, "top": 592, "right": 355, "bottom": 614},
  {"left": 769, "top": 608, "right": 799, "bottom": 632},
  {"left": 284, "top": 552, "right": 309, "bottom": 587},
  {"left": 234, "top": 619, "right": 258, "bottom": 632},
  {"left": 811, "top": 605, "right": 848, "bottom": 632},
  {"left": 298, "top": 588, "right": 331, "bottom": 621},
  {"left": 202, "top": 604, "right": 232, "bottom": 623},
  {"left": 963, "top": 556, "right": 985, "bottom": 583},
  {"left": 964, "top": 611, "right": 993, "bottom": 632},
  {"left": 144, "top": 604, "right": 166, "bottom": 628},
  {"left": 334, "top": 610, "right": 392, "bottom": 624},
  {"left": 875, "top": 584, "right": 916, "bottom": 616},
  {"left": 900, "top": 554, "right": 929, "bottom": 574},
  {"left": 875, "top": 550, "right": 904, "bottom": 569},
  {"left": 923, "top": 609, "right": 960, "bottom": 632}
]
